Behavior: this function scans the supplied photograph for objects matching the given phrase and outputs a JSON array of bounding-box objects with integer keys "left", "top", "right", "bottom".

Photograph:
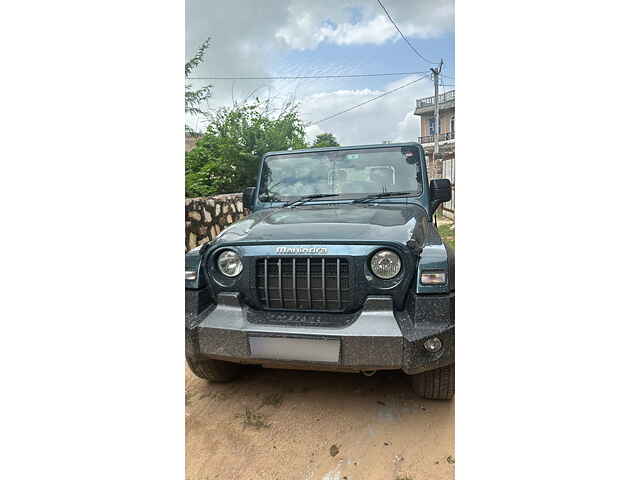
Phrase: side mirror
[
  {"left": 242, "top": 186, "right": 256, "bottom": 213},
  {"left": 429, "top": 179, "right": 452, "bottom": 214}
]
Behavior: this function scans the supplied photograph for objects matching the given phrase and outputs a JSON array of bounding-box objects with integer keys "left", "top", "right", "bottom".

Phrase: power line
[
  {"left": 306, "top": 74, "right": 429, "bottom": 127},
  {"left": 376, "top": 0, "right": 436, "bottom": 65},
  {"left": 188, "top": 71, "right": 428, "bottom": 80},
  {"left": 441, "top": 64, "right": 455, "bottom": 81}
]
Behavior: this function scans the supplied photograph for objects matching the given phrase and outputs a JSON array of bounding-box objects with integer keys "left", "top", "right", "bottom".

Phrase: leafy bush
[
  {"left": 185, "top": 37, "right": 212, "bottom": 136},
  {"left": 185, "top": 101, "right": 307, "bottom": 197},
  {"left": 312, "top": 132, "right": 340, "bottom": 148}
]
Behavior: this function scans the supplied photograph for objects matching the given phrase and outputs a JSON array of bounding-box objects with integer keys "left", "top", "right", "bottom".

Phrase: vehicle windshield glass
[{"left": 258, "top": 146, "right": 422, "bottom": 202}]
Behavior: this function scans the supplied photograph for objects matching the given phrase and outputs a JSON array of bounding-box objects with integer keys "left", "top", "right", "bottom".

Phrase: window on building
[
  {"left": 450, "top": 116, "right": 455, "bottom": 134},
  {"left": 429, "top": 117, "right": 436, "bottom": 136}
]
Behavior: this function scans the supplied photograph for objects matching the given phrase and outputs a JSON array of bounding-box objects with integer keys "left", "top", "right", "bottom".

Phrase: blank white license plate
[{"left": 249, "top": 336, "right": 340, "bottom": 363}]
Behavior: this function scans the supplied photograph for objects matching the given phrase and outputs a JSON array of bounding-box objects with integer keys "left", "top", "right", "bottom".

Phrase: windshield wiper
[
  {"left": 283, "top": 193, "right": 340, "bottom": 208},
  {"left": 352, "top": 191, "right": 415, "bottom": 203}
]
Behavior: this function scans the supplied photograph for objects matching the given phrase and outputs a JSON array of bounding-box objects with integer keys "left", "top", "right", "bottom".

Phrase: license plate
[{"left": 249, "top": 336, "right": 340, "bottom": 363}]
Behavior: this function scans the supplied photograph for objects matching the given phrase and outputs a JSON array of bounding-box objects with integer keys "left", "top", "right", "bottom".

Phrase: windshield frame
[{"left": 255, "top": 144, "right": 425, "bottom": 206}]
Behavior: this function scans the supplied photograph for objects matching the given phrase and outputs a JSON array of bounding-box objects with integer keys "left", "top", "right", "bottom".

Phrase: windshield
[{"left": 258, "top": 145, "right": 422, "bottom": 202}]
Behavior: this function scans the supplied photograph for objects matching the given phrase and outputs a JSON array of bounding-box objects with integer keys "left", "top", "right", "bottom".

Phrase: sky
[{"left": 186, "top": 0, "right": 454, "bottom": 146}]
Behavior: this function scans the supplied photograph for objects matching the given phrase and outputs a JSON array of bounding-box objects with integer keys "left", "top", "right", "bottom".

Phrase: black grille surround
[
  {"left": 256, "top": 257, "right": 352, "bottom": 312},
  {"left": 202, "top": 244, "right": 419, "bottom": 317}
]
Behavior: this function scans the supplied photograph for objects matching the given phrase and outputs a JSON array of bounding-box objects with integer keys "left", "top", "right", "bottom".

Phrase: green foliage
[
  {"left": 185, "top": 101, "right": 307, "bottom": 197},
  {"left": 185, "top": 37, "right": 213, "bottom": 135},
  {"left": 436, "top": 214, "right": 455, "bottom": 248},
  {"left": 312, "top": 132, "right": 340, "bottom": 148}
]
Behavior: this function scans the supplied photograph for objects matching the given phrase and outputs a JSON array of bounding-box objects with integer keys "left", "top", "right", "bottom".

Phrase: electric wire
[
  {"left": 306, "top": 74, "right": 429, "bottom": 126},
  {"left": 189, "top": 71, "right": 429, "bottom": 80},
  {"left": 376, "top": 0, "right": 437, "bottom": 65}
]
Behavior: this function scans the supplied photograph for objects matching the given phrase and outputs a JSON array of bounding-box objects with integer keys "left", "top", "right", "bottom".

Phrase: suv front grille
[{"left": 256, "top": 257, "right": 351, "bottom": 311}]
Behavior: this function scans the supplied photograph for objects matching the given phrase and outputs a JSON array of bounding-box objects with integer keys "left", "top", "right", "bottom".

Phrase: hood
[{"left": 214, "top": 203, "right": 432, "bottom": 249}]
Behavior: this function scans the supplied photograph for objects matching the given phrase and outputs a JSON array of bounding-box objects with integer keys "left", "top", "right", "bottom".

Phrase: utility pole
[{"left": 431, "top": 59, "right": 444, "bottom": 157}]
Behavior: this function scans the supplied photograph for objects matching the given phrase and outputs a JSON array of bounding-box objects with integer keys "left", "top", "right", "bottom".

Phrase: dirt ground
[{"left": 186, "top": 364, "right": 454, "bottom": 480}]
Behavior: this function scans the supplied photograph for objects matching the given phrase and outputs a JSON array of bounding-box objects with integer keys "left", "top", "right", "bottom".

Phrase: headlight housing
[
  {"left": 217, "top": 250, "right": 243, "bottom": 277},
  {"left": 370, "top": 249, "right": 402, "bottom": 279}
]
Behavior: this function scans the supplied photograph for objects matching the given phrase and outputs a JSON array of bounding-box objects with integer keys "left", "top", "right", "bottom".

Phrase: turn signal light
[{"left": 420, "top": 271, "right": 446, "bottom": 285}]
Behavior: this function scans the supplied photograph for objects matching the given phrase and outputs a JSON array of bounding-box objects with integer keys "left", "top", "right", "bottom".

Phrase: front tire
[
  {"left": 410, "top": 364, "right": 454, "bottom": 400},
  {"left": 186, "top": 356, "right": 243, "bottom": 383}
]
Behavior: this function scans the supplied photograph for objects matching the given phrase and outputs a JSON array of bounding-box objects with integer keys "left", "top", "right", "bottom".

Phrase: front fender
[{"left": 415, "top": 223, "right": 453, "bottom": 294}]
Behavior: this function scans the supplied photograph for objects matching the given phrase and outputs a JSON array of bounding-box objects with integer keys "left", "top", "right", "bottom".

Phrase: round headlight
[
  {"left": 217, "top": 250, "right": 243, "bottom": 277},
  {"left": 370, "top": 250, "right": 402, "bottom": 279}
]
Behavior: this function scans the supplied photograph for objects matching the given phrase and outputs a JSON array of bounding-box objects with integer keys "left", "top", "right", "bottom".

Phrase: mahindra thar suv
[{"left": 185, "top": 142, "right": 454, "bottom": 400}]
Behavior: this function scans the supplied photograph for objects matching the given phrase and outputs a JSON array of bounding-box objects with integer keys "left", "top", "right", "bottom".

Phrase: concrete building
[
  {"left": 414, "top": 90, "right": 455, "bottom": 154},
  {"left": 414, "top": 90, "right": 455, "bottom": 219}
]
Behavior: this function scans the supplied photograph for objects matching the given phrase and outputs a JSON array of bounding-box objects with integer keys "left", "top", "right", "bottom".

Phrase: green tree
[
  {"left": 311, "top": 132, "right": 340, "bottom": 148},
  {"left": 185, "top": 101, "right": 307, "bottom": 197},
  {"left": 185, "top": 37, "right": 213, "bottom": 135}
]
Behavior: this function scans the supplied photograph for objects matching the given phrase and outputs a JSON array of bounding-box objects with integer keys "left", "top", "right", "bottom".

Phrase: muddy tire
[
  {"left": 410, "top": 364, "right": 454, "bottom": 400},
  {"left": 187, "top": 356, "right": 242, "bottom": 383}
]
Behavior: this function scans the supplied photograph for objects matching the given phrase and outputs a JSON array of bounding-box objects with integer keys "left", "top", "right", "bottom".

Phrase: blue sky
[
  {"left": 275, "top": 32, "right": 455, "bottom": 88},
  {"left": 186, "top": 0, "right": 454, "bottom": 145}
]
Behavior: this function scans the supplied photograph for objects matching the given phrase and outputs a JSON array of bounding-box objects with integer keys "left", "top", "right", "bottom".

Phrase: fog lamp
[{"left": 424, "top": 336, "right": 443, "bottom": 353}]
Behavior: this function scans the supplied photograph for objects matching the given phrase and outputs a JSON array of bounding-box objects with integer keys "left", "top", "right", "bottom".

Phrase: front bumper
[{"left": 186, "top": 291, "right": 454, "bottom": 375}]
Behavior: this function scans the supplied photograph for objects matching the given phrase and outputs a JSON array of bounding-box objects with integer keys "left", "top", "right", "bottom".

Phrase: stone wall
[
  {"left": 185, "top": 193, "right": 247, "bottom": 251},
  {"left": 185, "top": 134, "right": 202, "bottom": 152}
]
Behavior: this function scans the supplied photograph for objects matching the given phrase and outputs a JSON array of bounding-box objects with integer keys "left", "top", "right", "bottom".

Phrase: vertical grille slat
[
  {"left": 321, "top": 258, "right": 326, "bottom": 309},
  {"left": 307, "top": 258, "right": 311, "bottom": 307},
  {"left": 337, "top": 258, "right": 341, "bottom": 309},
  {"left": 292, "top": 258, "right": 297, "bottom": 307},
  {"left": 256, "top": 257, "right": 351, "bottom": 312},
  {"left": 277, "top": 258, "right": 283, "bottom": 307},
  {"left": 264, "top": 258, "right": 270, "bottom": 308}
]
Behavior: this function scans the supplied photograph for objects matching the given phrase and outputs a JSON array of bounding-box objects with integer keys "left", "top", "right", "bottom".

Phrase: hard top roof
[{"left": 263, "top": 142, "right": 422, "bottom": 158}]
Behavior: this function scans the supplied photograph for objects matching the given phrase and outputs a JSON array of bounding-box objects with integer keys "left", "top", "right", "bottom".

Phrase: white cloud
[
  {"left": 277, "top": 14, "right": 398, "bottom": 49},
  {"left": 274, "top": 0, "right": 453, "bottom": 50},
  {"left": 300, "top": 75, "right": 436, "bottom": 146},
  {"left": 394, "top": 110, "right": 421, "bottom": 143},
  {"left": 186, "top": 0, "right": 453, "bottom": 144}
]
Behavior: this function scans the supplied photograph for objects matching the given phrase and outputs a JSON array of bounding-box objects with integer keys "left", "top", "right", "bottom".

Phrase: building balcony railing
[
  {"left": 418, "top": 132, "right": 455, "bottom": 144},
  {"left": 416, "top": 90, "right": 455, "bottom": 109}
]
